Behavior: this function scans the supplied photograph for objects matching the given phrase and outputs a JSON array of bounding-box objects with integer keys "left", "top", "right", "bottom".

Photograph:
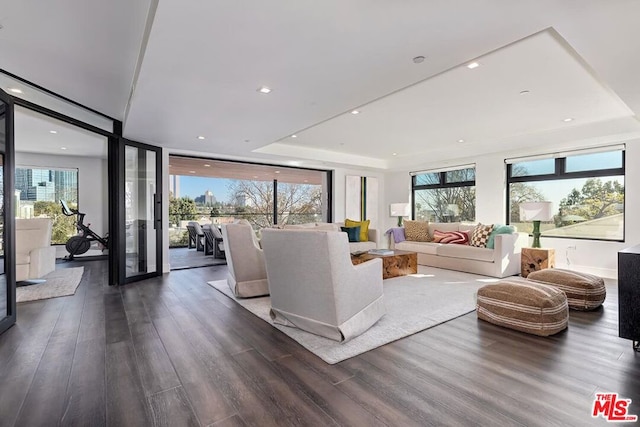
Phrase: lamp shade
[
  {"left": 519, "top": 201, "right": 553, "bottom": 221},
  {"left": 389, "top": 203, "right": 410, "bottom": 217}
]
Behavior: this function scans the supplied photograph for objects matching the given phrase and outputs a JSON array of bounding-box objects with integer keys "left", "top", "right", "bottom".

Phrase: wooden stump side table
[{"left": 521, "top": 247, "right": 555, "bottom": 278}]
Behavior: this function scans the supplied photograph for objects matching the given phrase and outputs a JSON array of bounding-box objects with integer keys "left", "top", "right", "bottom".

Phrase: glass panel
[
  {"left": 0, "top": 101, "right": 6, "bottom": 319},
  {"left": 414, "top": 186, "right": 476, "bottom": 222},
  {"left": 167, "top": 156, "right": 330, "bottom": 247},
  {"left": 509, "top": 176, "right": 624, "bottom": 240},
  {"left": 445, "top": 167, "right": 475, "bottom": 183},
  {"left": 125, "top": 146, "right": 157, "bottom": 278},
  {"left": 510, "top": 159, "right": 555, "bottom": 177},
  {"left": 414, "top": 172, "right": 440, "bottom": 186},
  {"left": 565, "top": 151, "right": 623, "bottom": 173},
  {"left": 15, "top": 167, "right": 78, "bottom": 244}
]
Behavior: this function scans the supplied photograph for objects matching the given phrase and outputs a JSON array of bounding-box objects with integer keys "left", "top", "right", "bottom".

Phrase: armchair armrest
[
  {"left": 29, "top": 246, "right": 56, "bottom": 279},
  {"left": 367, "top": 228, "right": 378, "bottom": 246}
]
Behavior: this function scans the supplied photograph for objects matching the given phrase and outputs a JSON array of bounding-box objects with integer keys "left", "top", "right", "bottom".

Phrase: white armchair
[
  {"left": 221, "top": 222, "right": 269, "bottom": 298},
  {"left": 16, "top": 218, "right": 56, "bottom": 282},
  {"left": 260, "top": 229, "right": 386, "bottom": 343}
]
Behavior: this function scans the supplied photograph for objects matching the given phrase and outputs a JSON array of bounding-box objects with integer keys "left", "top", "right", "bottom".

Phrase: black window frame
[
  {"left": 506, "top": 149, "right": 625, "bottom": 242},
  {"left": 411, "top": 166, "right": 476, "bottom": 221}
]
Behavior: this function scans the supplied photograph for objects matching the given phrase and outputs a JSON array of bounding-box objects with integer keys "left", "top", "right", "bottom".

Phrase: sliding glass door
[{"left": 0, "top": 90, "right": 16, "bottom": 334}]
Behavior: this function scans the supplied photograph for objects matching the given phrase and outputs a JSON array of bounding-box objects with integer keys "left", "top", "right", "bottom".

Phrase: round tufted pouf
[
  {"left": 477, "top": 279, "right": 569, "bottom": 336},
  {"left": 527, "top": 268, "right": 606, "bottom": 311}
]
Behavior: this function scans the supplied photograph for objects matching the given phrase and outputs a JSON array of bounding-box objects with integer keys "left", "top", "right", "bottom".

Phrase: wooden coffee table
[{"left": 350, "top": 249, "right": 418, "bottom": 279}]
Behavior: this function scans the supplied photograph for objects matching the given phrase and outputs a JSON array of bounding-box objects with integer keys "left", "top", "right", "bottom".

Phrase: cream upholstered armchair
[
  {"left": 260, "top": 229, "right": 386, "bottom": 343},
  {"left": 221, "top": 222, "right": 269, "bottom": 298},
  {"left": 16, "top": 218, "right": 56, "bottom": 282}
]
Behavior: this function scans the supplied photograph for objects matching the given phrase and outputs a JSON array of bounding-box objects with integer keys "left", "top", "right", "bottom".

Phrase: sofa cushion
[
  {"left": 315, "top": 223, "right": 341, "bottom": 232},
  {"left": 487, "top": 224, "right": 516, "bottom": 249},
  {"left": 433, "top": 230, "right": 469, "bottom": 244},
  {"left": 345, "top": 219, "right": 370, "bottom": 242},
  {"left": 395, "top": 241, "right": 439, "bottom": 255},
  {"left": 404, "top": 220, "right": 432, "bottom": 242},
  {"left": 436, "top": 244, "right": 495, "bottom": 262},
  {"left": 470, "top": 223, "right": 494, "bottom": 248},
  {"left": 341, "top": 226, "right": 361, "bottom": 242}
]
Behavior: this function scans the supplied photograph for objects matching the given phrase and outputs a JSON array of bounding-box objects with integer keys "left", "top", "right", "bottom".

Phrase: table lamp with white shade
[
  {"left": 390, "top": 203, "right": 410, "bottom": 227},
  {"left": 519, "top": 201, "right": 553, "bottom": 248}
]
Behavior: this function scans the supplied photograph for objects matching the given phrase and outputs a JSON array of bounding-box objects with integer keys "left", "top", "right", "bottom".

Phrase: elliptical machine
[{"left": 60, "top": 200, "right": 109, "bottom": 260}]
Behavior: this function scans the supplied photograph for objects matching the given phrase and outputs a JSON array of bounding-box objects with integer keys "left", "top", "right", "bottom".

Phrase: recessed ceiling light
[
  {"left": 304, "top": 180, "right": 308, "bottom": 183},
  {"left": 204, "top": 164, "right": 210, "bottom": 167},
  {"left": 257, "top": 86, "right": 271, "bottom": 94},
  {"left": 467, "top": 62, "right": 480, "bottom": 69},
  {"left": 189, "top": 170, "right": 196, "bottom": 174},
  {"left": 458, "top": 139, "right": 465, "bottom": 143},
  {"left": 8, "top": 87, "right": 23, "bottom": 94},
  {"left": 519, "top": 90, "right": 530, "bottom": 95},
  {"left": 274, "top": 170, "right": 280, "bottom": 174},
  {"left": 563, "top": 118, "right": 574, "bottom": 122},
  {"left": 350, "top": 110, "right": 360, "bottom": 115},
  {"left": 291, "top": 134, "right": 297, "bottom": 138},
  {"left": 412, "top": 56, "right": 425, "bottom": 64},
  {"left": 392, "top": 153, "right": 398, "bottom": 156},
  {"left": 197, "top": 136, "right": 205, "bottom": 140},
  {"left": 49, "top": 130, "right": 58, "bottom": 134},
  {"left": 60, "top": 147, "right": 67, "bottom": 150},
  {"left": 253, "top": 175, "right": 258, "bottom": 178}
]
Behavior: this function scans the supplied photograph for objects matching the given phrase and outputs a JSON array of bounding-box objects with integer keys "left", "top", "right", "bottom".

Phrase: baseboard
[{"left": 554, "top": 263, "right": 616, "bottom": 279}]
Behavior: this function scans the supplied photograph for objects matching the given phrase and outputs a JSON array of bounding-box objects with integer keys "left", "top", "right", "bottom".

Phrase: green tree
[
  {"left": 557, "top": 178, "right": 624, "bottom": 226},
  {"left": 33, "top": 201, "right": 77, "bottom": 244},
  {"left": 169, "top": 196, "right": 197, "bottom": 226}
]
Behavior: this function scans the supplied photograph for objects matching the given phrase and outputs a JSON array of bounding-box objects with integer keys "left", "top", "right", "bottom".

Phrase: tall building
[
  {"left": 15, "top": 168, "right": 78, "bottom": 203},
  {"left": 204, "top": 190, "right": 216, "bottom": 205},
  {"left": 169, "top": 175, "right": 180, "bottom": 198}
]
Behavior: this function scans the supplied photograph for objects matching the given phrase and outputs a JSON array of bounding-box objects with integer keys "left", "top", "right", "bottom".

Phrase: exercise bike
[{"left": 60, "top": 200, "right": 109, "bottom": 260}]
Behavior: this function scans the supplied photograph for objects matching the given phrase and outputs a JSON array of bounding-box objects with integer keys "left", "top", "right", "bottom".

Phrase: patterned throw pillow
[
  {"left": 344, "top": 219, "right": 370, "bottom": 242},
  {"left": 404, "top": 220, "right": 432, "bottom": 242},
  {"left": 433, "top": 230, "right": 469, "bottom": 244},
  {"left": 470, "top": 223, "right": 494, "bottom": 248}
]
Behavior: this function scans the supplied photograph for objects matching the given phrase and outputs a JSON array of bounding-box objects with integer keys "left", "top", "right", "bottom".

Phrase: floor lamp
[{"left": 519, "top": 201, "right": 553, "bottom": 248}]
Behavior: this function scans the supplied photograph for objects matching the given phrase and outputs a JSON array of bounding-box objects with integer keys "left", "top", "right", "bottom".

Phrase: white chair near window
[{"left": 16, "top": 218, "right": 56, "bottom": 282}]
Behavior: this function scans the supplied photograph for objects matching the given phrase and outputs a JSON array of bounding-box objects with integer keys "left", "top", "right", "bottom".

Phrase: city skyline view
[{"left": 173, "top": 175, "right": 234, "bottom": 203}]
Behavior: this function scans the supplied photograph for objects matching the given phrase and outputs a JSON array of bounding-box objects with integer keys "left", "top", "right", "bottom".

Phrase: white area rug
[
  {"left": 17, "top": 267, "right": 85, "bottom": 303},
  {"left": 208, "top": 266, "right": 497, "bottom": 364}
]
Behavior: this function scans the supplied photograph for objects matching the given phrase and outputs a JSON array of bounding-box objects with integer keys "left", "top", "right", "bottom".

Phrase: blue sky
[{"left": 178, "top": 176, "right": 234, "bottom": 202}]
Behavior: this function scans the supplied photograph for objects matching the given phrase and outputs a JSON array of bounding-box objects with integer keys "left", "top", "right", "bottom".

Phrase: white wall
[
  {"left": 332, "top": 166, "right": 385, "bottom": 231},
  {"left": 15, "top": 152, "right": 108, "bottom": 237},
  {"left": 382, "top": 139, "right": 640, "bottom": 278}
]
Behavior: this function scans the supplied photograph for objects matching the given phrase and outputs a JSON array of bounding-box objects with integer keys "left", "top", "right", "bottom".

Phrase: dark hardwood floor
[{"left": 0, "top": 260, "right": 638, "bottom": 426}]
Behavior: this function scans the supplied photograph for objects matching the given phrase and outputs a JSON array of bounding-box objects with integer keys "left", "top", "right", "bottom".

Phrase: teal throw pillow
[
  {"left": 487, "top": 224, "right": 516, "bottom": 249},
  {"left": 341, "top": 226, "right": 361, "bottom": 242}
]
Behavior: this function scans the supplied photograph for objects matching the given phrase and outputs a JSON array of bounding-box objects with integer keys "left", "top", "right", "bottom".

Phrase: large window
[
  {"left": 412, "top": 166, "right": 476, "bottom": 222},
  {"left": 167, "top": 156, "right": 331, "bottom": 247},
  {"left": 15, "top": 166, "right": 79, "bottom": 244},
  {"left": 507, "top": 148, "right": 624, "bottom": 241}
]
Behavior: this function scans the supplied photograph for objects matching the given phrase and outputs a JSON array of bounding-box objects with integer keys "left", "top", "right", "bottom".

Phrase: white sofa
[
  {"left": 16, "top": 218, "right": 56, "bottom": 282},
  {"left": 261, "top": 228, "right": 385, "bottom": 342},
  {"left": 391, "top": 222, "right": 527, "bottom": 278},
  {"left": 283, "top": 222, "right": 378, "bottom": 252}
]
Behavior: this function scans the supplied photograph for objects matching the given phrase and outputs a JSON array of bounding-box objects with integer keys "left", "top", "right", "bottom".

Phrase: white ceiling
[{"left": 1, "top": 1, "right": 640, "bottom": 171}]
